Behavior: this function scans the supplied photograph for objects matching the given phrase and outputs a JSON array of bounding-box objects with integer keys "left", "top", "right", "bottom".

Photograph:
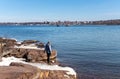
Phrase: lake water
[{"left": 0, "top": 25, "right": 120, "bottom": 79}]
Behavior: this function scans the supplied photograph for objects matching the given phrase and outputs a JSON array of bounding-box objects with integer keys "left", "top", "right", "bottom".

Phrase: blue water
[{"left": 0, "top": 25, "right": 120, "bottom": 79}]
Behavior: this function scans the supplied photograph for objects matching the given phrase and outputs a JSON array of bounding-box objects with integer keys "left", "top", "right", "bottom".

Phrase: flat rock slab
[
  {"left": 0, "top": 63, "right": 76, "bottom": 79},
  {"left": 0, "top": 63, "right": 39, "bottom": 79}
]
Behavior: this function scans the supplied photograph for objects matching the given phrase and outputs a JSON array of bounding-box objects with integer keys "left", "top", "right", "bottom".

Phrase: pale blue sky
[{"left": 0, "top": 0, "right": 120, "bottom": 22}]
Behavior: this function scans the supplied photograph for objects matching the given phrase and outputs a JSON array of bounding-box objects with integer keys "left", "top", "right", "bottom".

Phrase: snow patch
[
  {"left": 0, "top": 57, "right": 24, "bottom": 66},
  {"left": 14, "top": 45, "right": 44, "bottom": 50},
  {"left": 16, "top": 41, "right": 22, "bottom": 44}
]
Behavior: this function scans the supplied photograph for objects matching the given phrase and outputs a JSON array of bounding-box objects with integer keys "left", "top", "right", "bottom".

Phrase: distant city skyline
[{"left": 0, "top": 0, "right": 120, "bottom": 22}]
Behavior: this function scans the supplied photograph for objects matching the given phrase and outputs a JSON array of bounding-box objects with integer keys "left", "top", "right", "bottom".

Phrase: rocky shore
[{"left": 0, "top": 37, "right": 77, "bottom": 79}]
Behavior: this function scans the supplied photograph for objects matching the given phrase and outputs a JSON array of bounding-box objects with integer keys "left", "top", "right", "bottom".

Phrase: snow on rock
[
  {"left": 0, "top": 57, "right": 25, "bottom": 66},
  {"left": 14, "top": 45, "right": 44, "bottom": 50},
  {"left": 28, "top": 63, "right": 76, "bottom": 76},
  {"left": 0, "top": 57, "right": 76, "bottom": 76}
]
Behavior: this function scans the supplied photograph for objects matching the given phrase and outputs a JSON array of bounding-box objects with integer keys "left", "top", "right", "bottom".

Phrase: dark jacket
[{"left": 45, "top": 43, "right": 52, "bottom": 53}]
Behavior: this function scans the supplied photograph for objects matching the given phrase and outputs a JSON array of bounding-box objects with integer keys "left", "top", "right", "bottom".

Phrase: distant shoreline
[{"left": 0, "top": 19, "right": 120, "bottom": 26}]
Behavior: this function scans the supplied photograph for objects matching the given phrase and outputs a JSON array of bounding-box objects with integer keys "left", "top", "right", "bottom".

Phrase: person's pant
[{"left": 47, "top": 53, "right": 51, "bottom": 63}]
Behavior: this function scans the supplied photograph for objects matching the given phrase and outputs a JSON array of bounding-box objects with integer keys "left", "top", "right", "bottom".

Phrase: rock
[
  {"left": 0, "top": 43, "right": 4, "bottom": 54},
  {"left": 0, "top": 63, "right": 40, "bottom": 79},
  {"left": 0, "top": 37, "right": 4, "bottom": 42},
  {"left": 1, "top": 38, "right": 57, "bottom": 63},
  {"left": 0, "top": 62, "right": 77, "bottom": 79},
  {"left": 3, "top": 48, "right": 28, "bottom": 58},
  {"left": 3, "top": 48, "right": 57, "bottom": 63},
  {"left": 22, "top": 40, "right": 39, "bottom": 45},
  {"left": 36, "top": 42, "right": 45, "bottom": 48},
  {"left": 27, "top": 50, "right": 57, "bottom": 62},
  {"left": 4, "top": 38, "right": 16, "bottom": 47},
  {"left": 39, "top": 70, "right": 76, "bottom": 79},
  {"left": 0, "top": 37, "right": 77, "bottom": 79},
  {"left": 0, "top": 37, "right": 17, "bottom": 49},
  {"left": 0, "top": 56, "right": 1, "bottom": 62},
  {"left": 0, "top": 42, "right": 6, "bottom": 60}
]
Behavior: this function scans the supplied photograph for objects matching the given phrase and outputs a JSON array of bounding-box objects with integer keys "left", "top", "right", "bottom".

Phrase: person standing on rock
[{"left": 45, "top": 41, "right": 52, "bottom": 63}]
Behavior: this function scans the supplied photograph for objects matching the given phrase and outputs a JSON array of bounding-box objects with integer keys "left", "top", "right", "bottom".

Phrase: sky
[{"left": 0, "top": 0, "right": 120, "bottom": 22}]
